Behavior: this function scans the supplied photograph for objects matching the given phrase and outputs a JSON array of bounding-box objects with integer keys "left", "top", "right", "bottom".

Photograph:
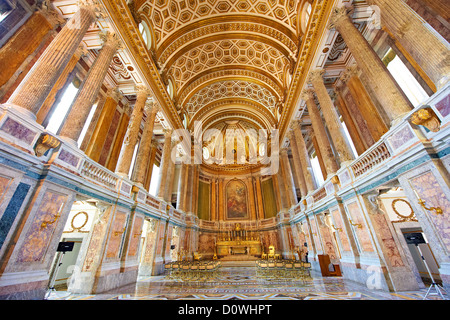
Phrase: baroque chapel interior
[{"left": 0, "top": 0, "right": 449, "bottom": 302}]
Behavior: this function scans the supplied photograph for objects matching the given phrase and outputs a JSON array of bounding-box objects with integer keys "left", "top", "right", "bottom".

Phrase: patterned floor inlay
[{"left": 46, "top": 266, "right": 448, "bottom": 301}]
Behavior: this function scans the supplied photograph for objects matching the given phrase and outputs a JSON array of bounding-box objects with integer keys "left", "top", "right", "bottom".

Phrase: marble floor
[{"left": 46, "top": 265, "right": 449, "bottom": 301}]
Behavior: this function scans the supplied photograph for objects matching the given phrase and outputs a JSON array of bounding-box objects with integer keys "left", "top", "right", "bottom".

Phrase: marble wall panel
[
  {"left": 331, "top": 207, "right": 351, "bottom": 252},
  {"left": 346, "top": 201, "right": 375, "bottom": 253},
  {"left": 16, "top": 191, "right": 68, "bottom": 263},
  {"left": 127, "top": 216, "right": 143, "bottom": 257},
  {"left": 98, "top": 109, "right": 120, "bottom": 166},
  {"left": 371, "top": 213, "right": 404, "bottom": 267},
  {"left": 410, "top": 171, "right": 450, "bottom": 253},
  {"left": 106, "top": 211, "right": 127, "bottom": 259}
]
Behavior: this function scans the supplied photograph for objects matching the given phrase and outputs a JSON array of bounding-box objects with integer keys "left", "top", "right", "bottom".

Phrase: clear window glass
[{"left": 46, "top": 83, "right": 79, "bottom": 134}]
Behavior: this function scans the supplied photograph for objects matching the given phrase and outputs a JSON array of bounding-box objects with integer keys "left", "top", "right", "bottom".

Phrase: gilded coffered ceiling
[{"left": 134, "top": 0, "right": 307, "bottom": 131}]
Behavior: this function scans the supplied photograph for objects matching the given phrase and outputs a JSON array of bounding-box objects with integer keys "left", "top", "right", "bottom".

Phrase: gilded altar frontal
[{"left": 0, "top": 0, "right": 449, "bottom": 307}]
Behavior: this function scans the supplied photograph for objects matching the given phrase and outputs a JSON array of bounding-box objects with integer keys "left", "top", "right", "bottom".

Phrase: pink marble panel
[
  {"left": 57, "top": 149, "right": 80, "bottom": 167},
  {"left": 331, "top": 208, "right": 351, "bottom": 252},
  {"left": 388, "top": 125, "right": 414, "bottom": 151},
  {"left": 16, "top": 191, "right": 68, "bottom": 263},
  {"left": 82, "top": 209, "right": 112, "bottom": 271},
  {"left": 346, "top": 201, "right": 374, "bottom": 252},
  {"left": 106, "top": 211, "right": 127, "bottom": 258},
  {"left": 410, "top": 171, "right": 450, "bottom": 252},
  {"left": 0, "top": 117, "right": 36, "bottom": 144},
  {"left": 310, "top": 217, "right": 322, "bottom": 251},
  {"left": 128, "top": 216, "right": 143, "bottom": 257},
  {"left": 434, "top": 93, "right": 450, "bottom": 117},
  {"left": 371, "top": 213, "right": 404, "bottom": 267},
  {"left": 319, "top": 224, "right": 337, "bottom": 259}
]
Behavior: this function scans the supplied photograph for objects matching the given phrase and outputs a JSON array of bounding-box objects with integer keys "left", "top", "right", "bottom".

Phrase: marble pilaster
[
  {"left": 302, "top": 89, "right": 339, "bottom": 177},
  {"left": 291, "top": 121, "right": 315, "bottom": 193},
  {"left": 287, "top": 129, "right": 307, "bottom": 198},
  {"left": 59, "top": 32, "right": 121, "bottom": 144},
  {"left": 156, "top": 129, "right": 173, "bottom": 199},
  {"left": 132, "top": 101, "right": 159, "bottom": 186},
  {"left": 309, "top": 69, "right": 355, "bottom": 164},
  {"left": 329, "top": 6, "right": 413, "bottom": 122},
  {"left": 6, "top": 1, "right": 100, "bottom": 116},
  {"left": 367, "top": 0, "right": 450, "bottom": 88},
  {"left": 115, "top": 86, "right": 151, "bottom": 176}
]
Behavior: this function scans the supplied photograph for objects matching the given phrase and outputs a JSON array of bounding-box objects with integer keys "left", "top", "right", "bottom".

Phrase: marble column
[
  {"left": 309, "top": 69, "right": 355, "bottom": 164},
  {"left": 329, "top": 6, "right": 413, "bottom": 122},
  {"left": 59, "top": 32, "right": 121, "bottom": 143},
  {"left": 0, "top": 5, "right": 63, "bottom": 89},
  {"left": 287, "top": 130, "right": 307, "bottom": 198},
  {"left": 254, "top": 176, "right": 265, "bottom": 220},
  {"left": 144, "top": 141, "right": 158, "bottom": 191},
  {"left": 115, "top": 86, "right": 151, "bottom": 176},
  {"left": 164, "top": 139, "right": 178, "bottom": 203},
  {"left": 280, "top": 148, "right": 297, "bottom": 207},
  {"left": 36, "top": 46, "right": 88, "bottom": 126},
  {"left": 291, "top": 121, "right": 315, "bottom": 193},
  {"left": 156, "top": 129, "right": 173, "bottom": 199},
  {"left": 210, "top": 178, "right": 217, "bottom": 221},
  {"left": 367, "top": 0, "right": 450, "bottom": 88},
  {"left": 340, "top": 65, "right": 388, "bottom": 142},
  {"left": 176, "top": 162, "right": 189, "bottom": 211},
  {"left": 84, "top": 87, "right": 122, "bottom": 161},
  {"left": 302, "top": 89, "right": 339, "bottom": 177},
  {"left": 7, "top": 1, "right": 100, "bottom": 116},
  {"left": 132, "top": 101, "right": 159, "bottom": 186}
]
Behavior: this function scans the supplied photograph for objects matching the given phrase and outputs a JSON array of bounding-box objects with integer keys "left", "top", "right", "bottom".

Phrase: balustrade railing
[
  {"left": 80, "top": 159, "right": 119, "bottom": 190},
  {"left": 350, "top": 142, "right": 391, "bottom": 178}
]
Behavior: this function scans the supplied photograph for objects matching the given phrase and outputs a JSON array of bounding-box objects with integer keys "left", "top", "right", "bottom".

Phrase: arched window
[
  {"left": 138, "top": 21, "right": 152, "bottom": 49},
  {"left": 167, "top": 78, "right": 174, "bottom": 99},
  {"left": 300, "top": 2, "right": 312, "bottom": 33}
]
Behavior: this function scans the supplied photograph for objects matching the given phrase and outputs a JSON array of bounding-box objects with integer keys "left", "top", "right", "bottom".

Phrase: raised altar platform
[{"left": 216, "top": 239, "right": 262, "bottom": 257}]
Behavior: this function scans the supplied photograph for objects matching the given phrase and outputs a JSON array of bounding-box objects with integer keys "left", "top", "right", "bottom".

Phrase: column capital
[
  {"left": 163, "top": 128, "right": 173, "bottom": 138},
  {"left": 280, "top": 147, "right": 289, "bottom": 155},
  {"left": 308, "top": 69, "right": 325, "bottom": 84},
  {"left": 151, "top": 139, "right": 159, "bottom": 148},
  {"left": 300, "top": 88, "right": 315, "bottom": 101},
  {"left": 144, "top": 99, "right": 154, "bottom": 113},
  {"left": 74, "top": 44, "right": 89, "bottom": 59},
  {"left": 340, "top": 64, "right": 360, "bottom": 83},
  {"left": 135, "top": 85, "right": 152, "bottom": 98},
  {"left": 328, "top": 6, "right": 351, "bottom": 30},
  {"left": 77, "top": 0, "right": 105, "bottom": 20},
  {"left": 290, "top": 120, "right": 302, "bottom": 131},
  {"left": 107, "top": 87, "right": 123, "bottom": 102},
  {"left": 99, "top": 31, "right": 122, "bottom": 50},
  {"left": 37, "top": 1, "right": 65, "bottom": 29}
]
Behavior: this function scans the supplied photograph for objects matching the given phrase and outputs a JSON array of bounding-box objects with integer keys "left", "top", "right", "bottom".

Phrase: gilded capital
[
  {"left": 340, "top": 64, "right": 359, "bottom": 83},
  {"left": 108, "top": 87, "right": 122, "bottom": 101},
  {"left": 77, "top": 0, "right": 104, "bottom": 20},
  {"left": 37, "top": 0, "right": 65, "bottom": 28},
  {"left": 300, "top": 88, "right": 315, "bottom": 101},
  {"left": 163, "top": 128, "right": 173, "bottom": 138},
  {"left": 99, "top": 31, "right": 122, "bottom": 50},
  {"left": 308, "top": 69, "right": 325, "bottom": 84},
  {"left": 135, "top": 85, "right": 152, "bottom": 98},
  {"left": 328, "top": 6, "right": 350, "bottom": 30}
]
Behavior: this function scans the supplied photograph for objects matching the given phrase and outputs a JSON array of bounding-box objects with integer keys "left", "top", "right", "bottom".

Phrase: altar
[
  {"left": 216, "top": 240, "right": 262, "bottom": 256},
  {"left": 216, "top": 223, "right": 262, "bottom": 257}
]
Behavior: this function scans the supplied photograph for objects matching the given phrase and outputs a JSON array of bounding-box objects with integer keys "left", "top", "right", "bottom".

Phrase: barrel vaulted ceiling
[{"left": 133, "top": 0, "right": 305, "bottom": 133}]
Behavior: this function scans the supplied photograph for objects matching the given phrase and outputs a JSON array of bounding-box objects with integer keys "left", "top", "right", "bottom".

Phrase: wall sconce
[
  {"left": 349, "top": 219, "right": 362, "bottom": 229},
  {"left": 133, "top": 231, "right": 143, "bottom": 238},
  {"left": 114, "top": 226, "right": 126, "bottom": 236},
  {"left": 331, "top": 224, "right": 342, "bottom": 232},
  {"left": 41, "top": 213, "right": 61, "bottom": 229},
  {"left": 413, "top": 189, "right": 443, "bottom": 215}
]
